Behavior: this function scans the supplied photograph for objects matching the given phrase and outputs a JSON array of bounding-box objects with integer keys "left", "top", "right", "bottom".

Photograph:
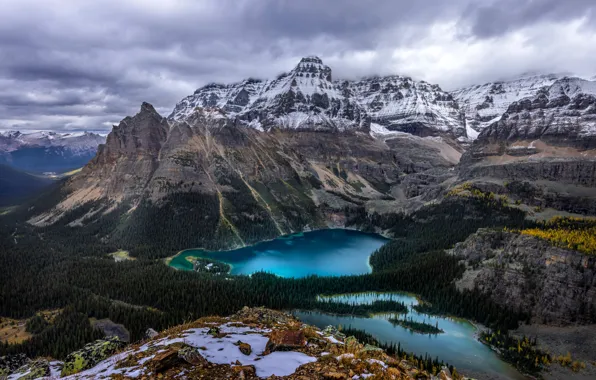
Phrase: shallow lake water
[{"left": 294, "top": 292, "right": 525, "bottom": 380}]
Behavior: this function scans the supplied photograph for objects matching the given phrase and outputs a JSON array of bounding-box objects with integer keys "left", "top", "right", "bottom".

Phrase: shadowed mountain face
[{"left": 0, "top": 164, "right": 55, "bottom": 206}]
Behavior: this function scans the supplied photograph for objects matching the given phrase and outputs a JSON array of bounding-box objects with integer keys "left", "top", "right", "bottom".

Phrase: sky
[{"left": 0, "top": 0, "right": 595, "bottom": 133}]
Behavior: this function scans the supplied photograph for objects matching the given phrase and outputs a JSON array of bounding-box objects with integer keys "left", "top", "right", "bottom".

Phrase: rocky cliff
[
  {"left": 0, "top": 307, "right": 459, "bottom": 380},
  {"left": 28, "top": 100, "right": 459, "bottom": 251},
  {"left": 454, "top": 77, "right": 596, "bottom": 215},
  {"left": 453, "top": 229, "right": 596, "bottom": 325}
]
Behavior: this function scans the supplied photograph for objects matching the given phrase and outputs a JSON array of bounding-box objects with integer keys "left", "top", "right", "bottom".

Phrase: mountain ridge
[{"left": 170, "top": 56, "right": 465, "bottom": 139}]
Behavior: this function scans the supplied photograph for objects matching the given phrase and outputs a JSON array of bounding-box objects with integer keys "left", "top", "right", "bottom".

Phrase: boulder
[
  {"left": 265, "top": 330, "right": 306, "bottom": 353},
  {"left": 232, "top": 364, "right": 256, "bottom": 378},
  {"left": 145, "top": 328, "right": 159, "bottom": 339},
  {"left": 150, "top": 349, "right": 180, "bottom": 372},
  {"left": 61, "top": 336, "right": 124, "bottom": 376},
  {"left": 236, "top": 341, "right": 252, "bottom": 356},
  {"left": 178, "top": 346, "right": 208, "bottom": 366}
]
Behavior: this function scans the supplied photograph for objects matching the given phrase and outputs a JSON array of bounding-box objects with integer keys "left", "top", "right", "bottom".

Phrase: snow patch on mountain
[
  {"left": 478, "top": 76, "right": 596, "bottom": 142},
  {"left": 451, "top": 73, "right": 561, "bottom": 133}
]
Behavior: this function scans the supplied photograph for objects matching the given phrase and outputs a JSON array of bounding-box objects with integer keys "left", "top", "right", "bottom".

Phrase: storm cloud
[{"left": 0, "top": 0, "right": 595, "bottom": 133}]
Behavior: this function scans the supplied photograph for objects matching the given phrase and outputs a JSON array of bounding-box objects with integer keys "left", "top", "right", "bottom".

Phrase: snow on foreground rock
[{"left": 11, "top": 307, "right": 462, "bottom": 379}]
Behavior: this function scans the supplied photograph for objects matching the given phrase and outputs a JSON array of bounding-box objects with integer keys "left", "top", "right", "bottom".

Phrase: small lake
[
  {"left": 295, "top": 292, "right": 525, "bottom": 380},
  {"left": 168, "top": 229, "right": 388, "bottom": 278}
]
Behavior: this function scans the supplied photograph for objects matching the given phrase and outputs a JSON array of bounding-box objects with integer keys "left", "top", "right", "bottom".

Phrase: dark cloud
[
  {"left": 462, "top": 0, "right": 596, "bottom": 38},
  {"left": 0, "top": 0, "right": 594, "bottom": 133}
]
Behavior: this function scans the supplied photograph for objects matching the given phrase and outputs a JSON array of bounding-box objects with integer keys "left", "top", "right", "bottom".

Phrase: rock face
[
  {"left": 349, "top": 76, "right": 465, "bottom": 139},
  {"left": 455, "top": 77, "right": 596, "bottom": 214},
  {"left": 474, "top": 77, "right": 596, "bottom": 148},
  {"left": 170, "top": 56, "right": 466, "bottom": 139},
  {"left": 8, "top": 307, "right": 454, "bottom": 379},
  {"left": 453, "top": 229, "right": 596, "bottom": 325},
  {"left": 451, "top": 73, "right": 561, "bottom": 136}
]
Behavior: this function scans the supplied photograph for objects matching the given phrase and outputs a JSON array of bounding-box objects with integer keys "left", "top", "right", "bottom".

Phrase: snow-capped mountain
[
  {"left": 476, "top": 76, "right": 596, "bottom": 145},
  {"left": 170, "top": 56, "right": 464, "bottom": 138},
  {"left": 451, "top": 73, "right": 562, "bottom": 137},
  {"left": 347, "top": 76, "right": 464, "bottom": 138},
  {"left": 0, "top": 131, "right": 105, "bottom": 154},
  {"left": 0, "top": 131, "right": 105, "bottom": 173}
]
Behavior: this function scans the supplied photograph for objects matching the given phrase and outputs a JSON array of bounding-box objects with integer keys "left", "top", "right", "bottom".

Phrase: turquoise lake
[
  {"left": 168, "top": 229, "right": 388, "bottom": 277},
  {"left": 295, "top": 292, "right": 525, "bottom": 380}
]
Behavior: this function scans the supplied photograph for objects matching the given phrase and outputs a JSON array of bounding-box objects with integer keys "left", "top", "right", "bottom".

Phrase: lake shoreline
[
  {"left": 296, "top": 292, "right": 527, "bottom": 380},
  {"left": 166, "top": 229, "right": 387, "bottom": 278},
  {"left": 165, "top": 227, "right": 390, "bottom": 269}
]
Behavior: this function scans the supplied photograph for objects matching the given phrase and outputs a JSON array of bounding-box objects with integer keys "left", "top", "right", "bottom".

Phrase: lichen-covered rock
[
  {"left": 8, "top": 359, "right": 50, "bottom": 380},
  {"left": 232, "top": 306, "right": 298, "bottom": 325},
  {"left": 0, "top": 354, "right": 28, "bottom": 377},
  {"left": 323, "top": 325, "right": 346, "bottom": 342},
  {"left": 60, "top": 336, "right": 124, "bottom": 376}
]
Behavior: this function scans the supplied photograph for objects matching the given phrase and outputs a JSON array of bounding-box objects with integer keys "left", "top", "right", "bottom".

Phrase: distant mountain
[
  {"left": 0, "top": 131, "right": 105, "bottom": 173},
  {"left": 0, "top": 164, "right": 55, "bottom": 206},
  {"left": 478, "top": 76, "right": 596, "bottom": 146},
  {"left": 171, "top": 56, "right": 466, "bottom": 139},
  {"left": 458, "top": 76, "right": 596, "bottom": 214},
  {"left": 451, "top": 73, "right": 562, "bottom": 137}
]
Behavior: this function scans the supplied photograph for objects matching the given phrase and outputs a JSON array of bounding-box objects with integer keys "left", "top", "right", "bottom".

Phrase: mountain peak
[
  {"left": 140, "top": 102, "right": 158, "bottom": 114},
  {"left": 299, "top": 55, "right": 323, "bottom": 64},
  {"left": 170, "top": 57, "right": 464, "bottom": 137},
  {"left": 292, "top": 56, "right": 332, "bottom": 82}
]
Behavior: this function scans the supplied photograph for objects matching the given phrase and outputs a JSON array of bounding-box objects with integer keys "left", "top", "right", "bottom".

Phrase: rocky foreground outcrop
[
  {"left": 1, "top": 307, "right": 461, "bottom": 379},
  {"left": 453, "top": 229, "right": 596, "bottom": 325}
]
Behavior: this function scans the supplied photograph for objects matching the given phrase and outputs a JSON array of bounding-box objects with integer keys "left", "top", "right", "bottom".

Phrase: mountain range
[
  {"left": 19, "top": 56, "right": 595, "bottom": 252},
  {"left": 0, "top": 131, "right": 105, "bottom": 173}
]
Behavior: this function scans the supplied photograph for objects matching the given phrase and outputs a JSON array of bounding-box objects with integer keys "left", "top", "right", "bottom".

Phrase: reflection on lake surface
[{"left": 295, "top": 292, "right": 525, "bottom": 380}]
